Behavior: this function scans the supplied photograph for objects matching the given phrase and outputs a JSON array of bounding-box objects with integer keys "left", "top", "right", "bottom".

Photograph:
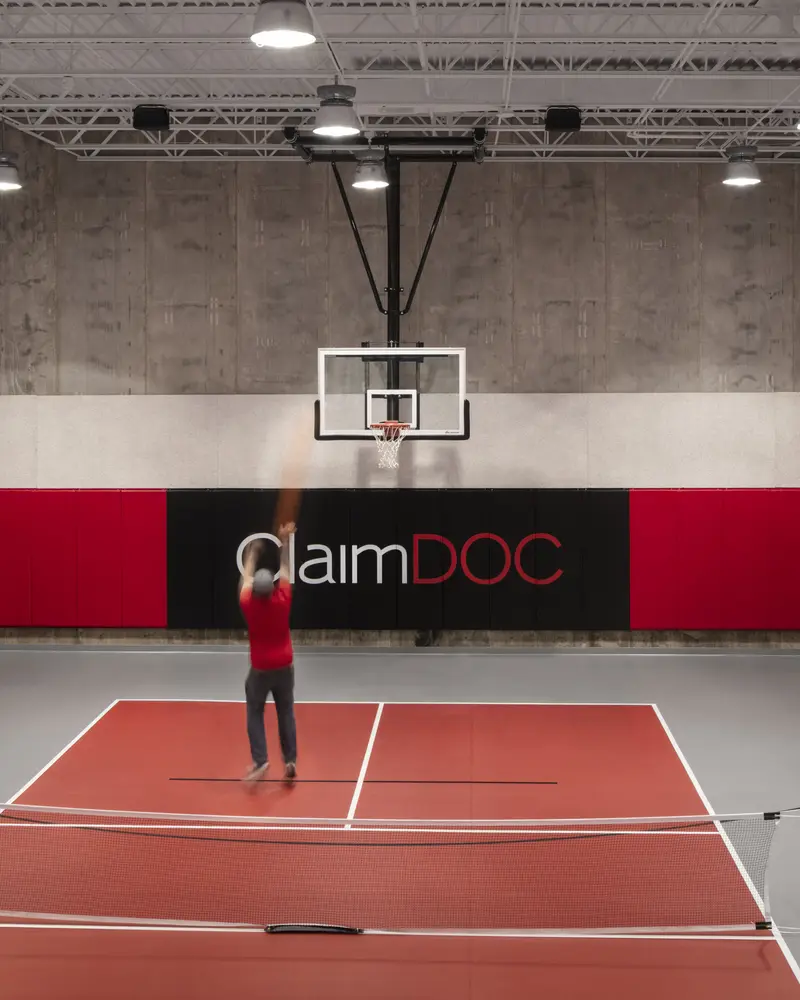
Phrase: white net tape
[{"left": 370, "top": 422, "right": 410, "bottom": 470}]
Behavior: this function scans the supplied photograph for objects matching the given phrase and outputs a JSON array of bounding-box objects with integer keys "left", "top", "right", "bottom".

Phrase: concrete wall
[{"left": 1, "top": 129, "right": 798, "bottom": 396}]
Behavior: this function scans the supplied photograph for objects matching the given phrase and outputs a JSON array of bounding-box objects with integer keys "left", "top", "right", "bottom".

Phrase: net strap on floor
[{"left": 0, "top": 802, "right": 783, "bottom": 937}]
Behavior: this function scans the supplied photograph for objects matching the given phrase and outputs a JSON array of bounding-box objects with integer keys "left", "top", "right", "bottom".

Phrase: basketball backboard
[{"left": 315, "top": 346, "right": 469, "bottom": 441}]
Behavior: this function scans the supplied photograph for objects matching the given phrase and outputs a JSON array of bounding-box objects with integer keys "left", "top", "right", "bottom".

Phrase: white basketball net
[{"left": 370, "top": 422, "right": 410, "bottom": 469}]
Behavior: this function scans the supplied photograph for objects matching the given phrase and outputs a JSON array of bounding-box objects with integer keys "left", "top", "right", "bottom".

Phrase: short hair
[{"left": 252, "top": 568, "right": 275, "bottom": 599}]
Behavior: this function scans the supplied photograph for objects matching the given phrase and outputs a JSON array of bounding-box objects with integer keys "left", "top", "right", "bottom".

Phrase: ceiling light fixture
[
  {"left": 251, "top": 0, "right": 315, "bottom": 48},
  {"left": 723, "top": 145, "right": 761, "bottom": 188},
  {"left": 0, "top": 119, "right": 22, "bottom": 193},
  {"left": 0, "top": 154, "right": 21, "bottom": 193},
  {"left": 352, "top": 152, "right": 389, "bottom": 190},
  {"left": 312, "top": 84, "right": 360, "bottom": 138}
]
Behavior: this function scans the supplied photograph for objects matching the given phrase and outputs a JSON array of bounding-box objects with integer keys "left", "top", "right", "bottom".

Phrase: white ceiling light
[
  {"left": 352, "top": 153, "right": 389, "bottom": 190},
  {"left": 312, "top": 84, "right": 360, "bottom": 138},
  {"left": 723, "top": 146, "right": 761, "bottom": 188},
  {"left": 0, "top": 154, "right": 22, "bottom": 193},
  {"left": 251, "top": 0, "right": 315, "bottom": 48}
]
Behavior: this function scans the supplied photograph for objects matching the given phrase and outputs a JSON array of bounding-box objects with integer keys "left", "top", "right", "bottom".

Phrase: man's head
[{"left": 252, "top": 568, "right": 275, "bottom": 599}]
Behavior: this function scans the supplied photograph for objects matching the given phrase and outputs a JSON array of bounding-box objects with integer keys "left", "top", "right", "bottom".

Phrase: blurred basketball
[{"left": 273, "top": 409, "right": 312, "bottom": 533}]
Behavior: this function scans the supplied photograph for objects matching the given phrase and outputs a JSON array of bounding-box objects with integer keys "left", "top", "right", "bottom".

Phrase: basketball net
[{"left": 370, "top": 421, "right": 410, "bottom": 470}]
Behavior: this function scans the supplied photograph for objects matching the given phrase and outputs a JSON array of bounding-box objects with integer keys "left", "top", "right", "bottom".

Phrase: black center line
[{"left": 168, "top": 777, "right": 558, "bottom": 785}]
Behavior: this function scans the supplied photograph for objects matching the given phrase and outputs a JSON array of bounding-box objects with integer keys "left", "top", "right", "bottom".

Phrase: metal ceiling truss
[{"left": 2, "top": 0, "right": 800, "bottom": 162}]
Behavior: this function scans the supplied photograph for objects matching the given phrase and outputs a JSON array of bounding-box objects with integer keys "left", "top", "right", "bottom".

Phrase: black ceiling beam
[
  {"left": 303, "top": 152, "right": 475, "bottom": 163},
  {"left": 283, "top": 127, "right": 487, "bottom": 163}
]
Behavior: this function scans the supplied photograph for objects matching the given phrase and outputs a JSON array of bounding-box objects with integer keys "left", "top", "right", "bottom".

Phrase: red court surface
[{"left": 2, "top": 699, "right": 799, "bottom": 999}]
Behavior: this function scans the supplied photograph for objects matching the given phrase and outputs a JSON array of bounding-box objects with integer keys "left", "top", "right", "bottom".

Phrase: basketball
[{"left": 273, "top": 410, "right": 313, "bottom": 534}]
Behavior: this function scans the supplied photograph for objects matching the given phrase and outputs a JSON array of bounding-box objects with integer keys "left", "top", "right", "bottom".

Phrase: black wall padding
[
  {"left": 167, "top": 489, "right": 218, "bottom": 628},
  {"left": 166, "top": 489, "right": 631, "bottom": 630}
]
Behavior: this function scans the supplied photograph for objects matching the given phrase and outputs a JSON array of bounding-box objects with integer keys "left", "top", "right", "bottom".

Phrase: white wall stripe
[{"left": 2, "top": 392, "right": 800, "bottom": 489}]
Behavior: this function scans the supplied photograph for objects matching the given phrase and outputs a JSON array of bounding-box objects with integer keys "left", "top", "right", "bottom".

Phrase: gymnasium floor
[{"left": 1, "top": 645, "right": 799, "bottom": 998}]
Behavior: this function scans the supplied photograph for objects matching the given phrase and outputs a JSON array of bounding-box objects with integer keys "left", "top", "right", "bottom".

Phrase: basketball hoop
[{"left": 370, "top": 421, "right": 410, "bottom": 469}]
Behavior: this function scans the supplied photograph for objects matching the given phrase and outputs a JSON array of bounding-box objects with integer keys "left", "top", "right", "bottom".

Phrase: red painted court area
[{"left": 1, "top": 700, "right": 799, "bottom": 999}]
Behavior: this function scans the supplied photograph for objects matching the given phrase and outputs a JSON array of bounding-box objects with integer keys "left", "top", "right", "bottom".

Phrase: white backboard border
[
  {"left": 366, "top": 389, "right": 419, "bottom": 430},
  {"left": 315, "top": 346, "right": 470, "bottom": 441}
]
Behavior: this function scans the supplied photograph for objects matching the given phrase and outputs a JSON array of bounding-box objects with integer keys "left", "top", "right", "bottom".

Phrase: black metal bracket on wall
[{"left": 284, "top": 129, "right": 486, "bottom": 359}]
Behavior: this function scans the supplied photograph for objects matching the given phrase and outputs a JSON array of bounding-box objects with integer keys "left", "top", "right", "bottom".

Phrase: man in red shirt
[{"left": 239, "top": 522, "right": 297, "bottom": 783}]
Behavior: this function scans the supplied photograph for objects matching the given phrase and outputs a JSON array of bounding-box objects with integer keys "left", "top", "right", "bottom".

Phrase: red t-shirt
[{"left": 239, "top": 580, "right": 293, "bottom": 670}]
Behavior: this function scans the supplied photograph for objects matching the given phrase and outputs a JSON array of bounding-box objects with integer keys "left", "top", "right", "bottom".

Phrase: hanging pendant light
[
  {"left": 352, "top": 152, "right": 389, "bottom": 190},
  {"left": 251, "top": 0, "right": 315, "bottom": 49},
  {"left": 723, "top": 146, "right": 761, "bottom": 188},
  {"left": 312, "top": 84, "right": 360, "bottom": 138}
]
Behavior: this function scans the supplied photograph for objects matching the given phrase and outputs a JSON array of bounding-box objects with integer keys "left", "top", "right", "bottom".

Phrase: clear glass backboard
[{"left": 315, "top": 347, "right": 469, "bottom": 440}]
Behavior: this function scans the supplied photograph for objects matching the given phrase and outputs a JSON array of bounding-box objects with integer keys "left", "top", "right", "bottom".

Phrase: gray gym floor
[{"left": 1, "top": 646, "right": 799, "bottom": 957}]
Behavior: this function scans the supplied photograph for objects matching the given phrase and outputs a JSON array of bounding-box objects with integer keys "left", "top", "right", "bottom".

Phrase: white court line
[
  {"left": 346, "top": 703, "right": 384, "bottom": 824},
  {"left": 365, "top": 701, "right": 657, "bottom": 707},
  {"left": 291, "top": 649, "right": 800, "bottom": 659},
  {"left": 42, "top": 647, "right": 795, "bottom": 659},
  {"left": 116, "top": 698, "right": 657, "bottom": 707},
  {"left": 337, "top": 701, "right": 656, "bottom": 707},
  {"left": 4, "top": 646, "right": 800, "bottom": 659},
  {"left": 5, "top": 700, "right": 120, "bottom": 805},
  {"left": 651, "top": 704, "right": 800, "bottom": 986},
  {"left": 108, "top": 699, "right": 381, "bottom": 705},
  {"left": 0, "top": 823, "right": 725, "bottom": 835}
]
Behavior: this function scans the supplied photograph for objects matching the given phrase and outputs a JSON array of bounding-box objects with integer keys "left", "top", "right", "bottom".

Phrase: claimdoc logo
[{"left": 236, "top": 532, "right": 563, "bottom": 586}]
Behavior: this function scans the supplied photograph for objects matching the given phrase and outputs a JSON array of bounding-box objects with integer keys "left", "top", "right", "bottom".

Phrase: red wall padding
[
  {"left": 630, "top": 489, "right": 800, "bottom": 629},
  {"left": 122, "top": 490, "right": 168, "bottom": 627},
  {"left": 0, "top": 490, "right": 166, "bottom": 628},
  {"left": 0, "top": 490, "right": 34, "bottom": 625}
]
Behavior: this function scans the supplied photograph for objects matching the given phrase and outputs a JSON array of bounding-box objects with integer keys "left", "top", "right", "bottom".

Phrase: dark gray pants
[{"left": 245, "top": 666, "right": 297, "bottom": 768}]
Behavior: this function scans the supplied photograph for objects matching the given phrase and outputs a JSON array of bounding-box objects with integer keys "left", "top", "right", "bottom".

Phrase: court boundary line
[
  {"left": 5, "top": 700, "right": 120, "bottom": 805},
  {"left": 115, "top": 698, "right": 659, "bottom": 707},
  {"left": 346, "top": 702, "right": 384, "bottom": 824},
  {"left": 7, "top": 646, "right": 800, "bottom": 659},
  {"left": 651, "top": 703, "right": 800, "bottom": 987},
  {"left": 0, "top": 824, "right": 727, "bottom": 835}
]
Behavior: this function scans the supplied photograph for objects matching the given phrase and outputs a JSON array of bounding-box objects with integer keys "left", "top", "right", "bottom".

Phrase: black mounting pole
[{"left": 385, "top": 155, "right": 402, "bottom": 419}]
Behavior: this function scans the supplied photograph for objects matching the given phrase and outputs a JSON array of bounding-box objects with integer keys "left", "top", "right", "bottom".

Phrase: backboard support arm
[{"left": 331, "top": 164, "right": 386, "bottom": 318}]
